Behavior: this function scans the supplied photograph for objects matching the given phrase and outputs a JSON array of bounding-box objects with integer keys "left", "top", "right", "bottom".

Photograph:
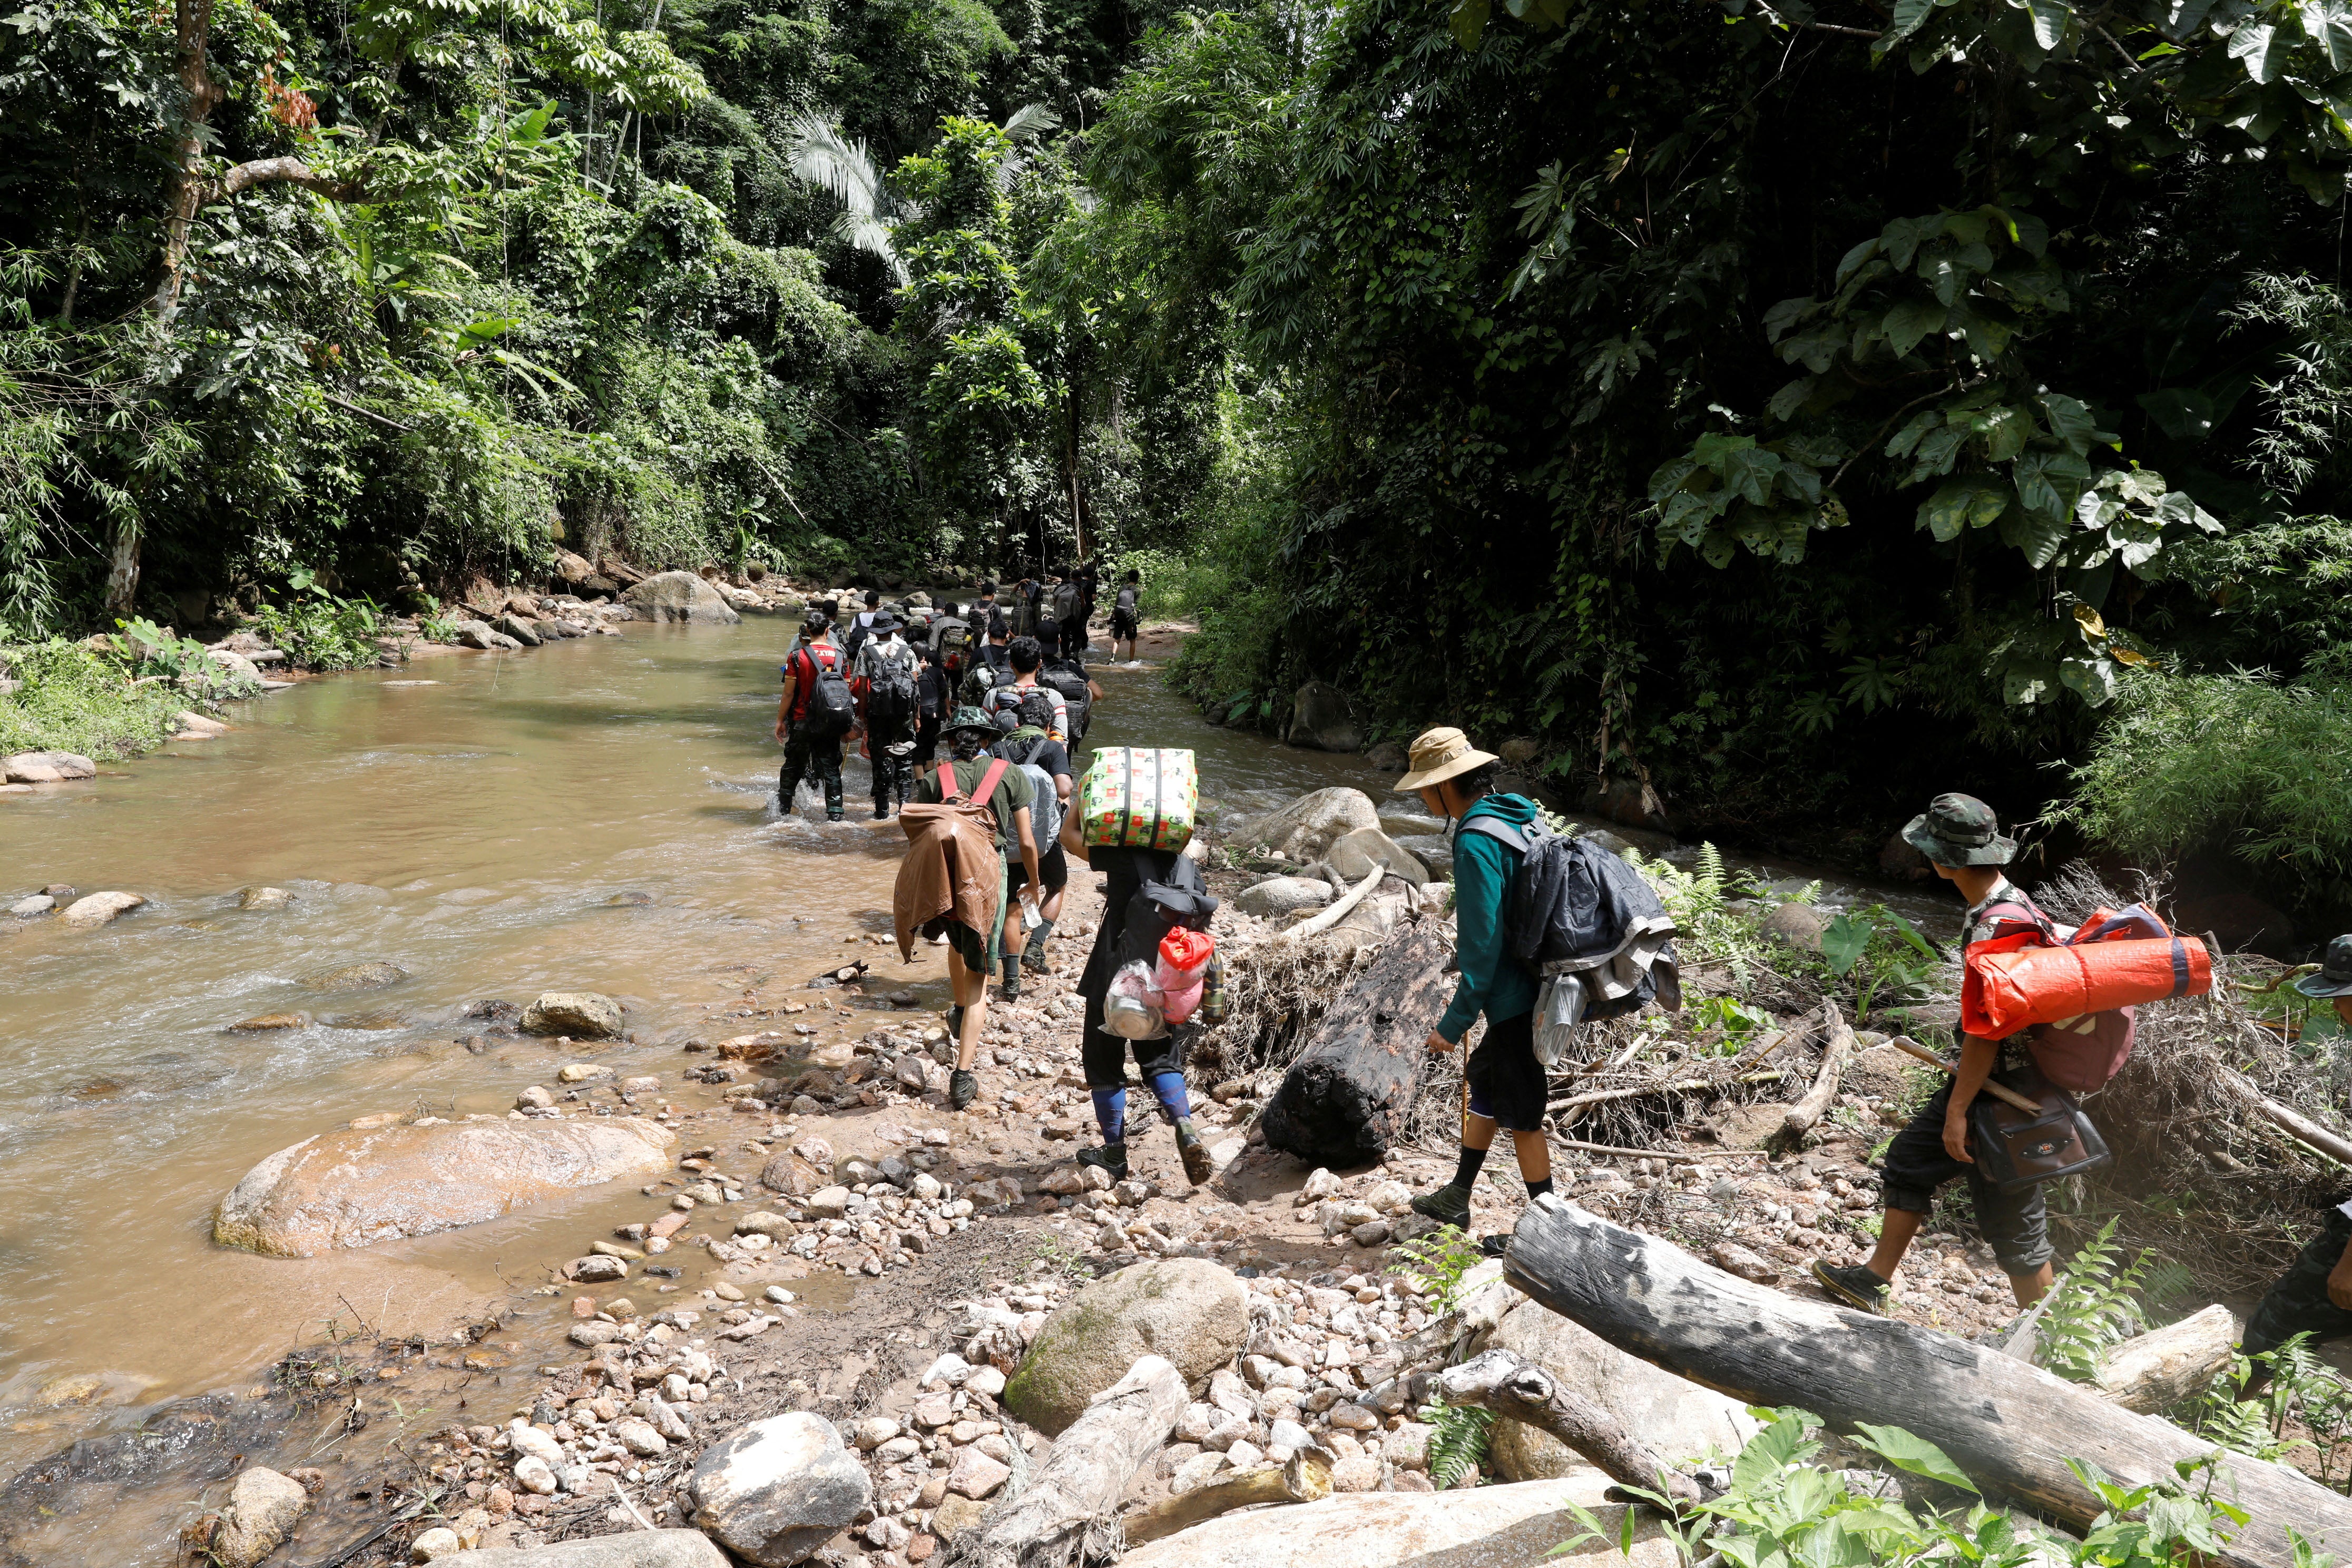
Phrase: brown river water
[{"left": 0, "top": 618, "right": 1941, "bottom": 1563}]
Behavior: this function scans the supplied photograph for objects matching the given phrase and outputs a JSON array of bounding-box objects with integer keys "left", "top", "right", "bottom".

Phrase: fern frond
[{"left": 1423, "top": 1397, "right": 1494, "bottom": 1489}]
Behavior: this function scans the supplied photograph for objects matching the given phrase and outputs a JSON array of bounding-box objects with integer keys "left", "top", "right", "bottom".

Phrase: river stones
[
  {"left": 521, "top": 991, "right": 624, "bottom": 1039},
  {"left": 1238, "top": 787, "right": 1380, "bottom": 862},
  {"left": 322, "top": 1007, "right": 407, "bottom": 1030},
  {"left": 689, "top": 1413, "right": 869, "bottom": 1566},
  {"left": 623, "top": 571, "right": 741, "bottom": 625},
  {"left": 9, "top": 894, "right": 55, "bottom": 917},
  {"left": 1003, "top": 1257, "right": 1249, "bottom": 1435},
  {"left": 1236, "top": 877, "right": 1334, "bottom": 918},
  {"left": 4, "top": 750, "right": 97, "bottom": 784},
  {"left": 237, "top": 886, "right": 295, "bottom": 910},
  {"left": 213, "top": 1117, "right": 677, "bottom": 1257},
  {"left": 58, "top": 890, "right": 146, "bottom": 928},
  {"left": 228, "top": 1012, "right": 309, "bottom": 1032},
  {"left": 1325, "top": 826, "right": 1430, "bottom": 887},
  {"left": 194, "top": 1467, "right": 308, "bottom": 1568},
  {"left": 449, "top": 1531, "right": 728, "bottom": 1567},
  {"left": 306, "top": 959, "right": 409, "bottom": 993}
]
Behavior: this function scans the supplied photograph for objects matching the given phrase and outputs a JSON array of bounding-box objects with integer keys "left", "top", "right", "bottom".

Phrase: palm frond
[
  {"left": 1002, "top": 103, "right": 1061, "bottom": 144},
  {"left": 785, "top": 111, "right": 883, "bottom": 221},
  {"left": 832, "top": 213, "right": 909, "bottom": 286}
]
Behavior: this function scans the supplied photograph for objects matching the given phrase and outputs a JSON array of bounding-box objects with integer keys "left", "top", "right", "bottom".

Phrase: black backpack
[
  {"left": 1115, "top": 584, "right": 1139, "bottom": 616},
  {"left": 1041, "top": 660, "right": 1092, "bottom": 740},
  {"left": 1053, "top": 581, "right": 1083, "bottom": 623},
  {"left": 799, "top": 644, "right": 855, "bottom": 738},
  {"left": 1460, "top": 816, "right": 1679, "bottom": 1021},
  {"left": 1111, "top": 853, "right": 1219, "bottom": 973},
  {"left": 865, "top": 641, "right": 918, "bottom": 724}
]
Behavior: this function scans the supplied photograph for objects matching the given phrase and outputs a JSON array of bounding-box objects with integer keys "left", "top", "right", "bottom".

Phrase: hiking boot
[
  {"left": 997, "top": 971, "right": 1023, "bottom": 1002},
  {"left": 945, "top": 1004, "right": 965, "bottom": 1040},
  {"left": 1812, "top": 1261, "right": 1891, "bottom": 1315},
  {"left": 947, "top": 1069, "right": 979, "bottom": 1110},
  {"left": 1174, "top": 1119, "right": 1213, "bottom": 1186},
  {"left": 1021, "top": 943, "right": 1052, "bottom": 975},
  {"left": 1409, "top": 1182, "right": 1472, "bottom": 1229},
  {"left": 1478, "top": 1234, "right": 1512, "bottom": 1259},
  {"left": 1077, "top": 1142, "right": 1128, "bottom": 1179}
]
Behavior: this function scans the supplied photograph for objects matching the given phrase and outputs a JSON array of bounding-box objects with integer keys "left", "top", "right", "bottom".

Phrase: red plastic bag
[{"left": 1155, "top": 927, "right": 1215, "bottom": 989}]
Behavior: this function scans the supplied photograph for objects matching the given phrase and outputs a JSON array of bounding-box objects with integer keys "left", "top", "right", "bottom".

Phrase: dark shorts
[
  {"left": 1464, "top": 1012, "right": 1544, "bottom": 1133},
  {"left": 1877, "top": 1074, "right": 2054, "bottom": 1274},
  {"left": 1007, "top": 844, "right": 1069, "bottom": 895},
  {"left": 2246, "top": 1208, "right": 2352, "bottom": 1359},
  {"left": 926, "top": 861, "right": 1004, "bottom": 974},
  {"left": 1111, "top": 610, "right": 1138, "bottom": 641}
]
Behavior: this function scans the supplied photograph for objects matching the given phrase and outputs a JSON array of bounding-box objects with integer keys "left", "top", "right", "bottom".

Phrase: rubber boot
[
  {"left": 1175, "top": 1117, "right": 1213, "bottom": 1187},
  {"left": 1077, "top": 1142, "right": 1129, "bottom": 1180}
]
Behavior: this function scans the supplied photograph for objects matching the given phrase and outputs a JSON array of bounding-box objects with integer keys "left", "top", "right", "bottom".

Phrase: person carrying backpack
[
  {"left": 1814, "top": 793, "right": 2061, "bottom": 1315},
  {"left": 991, "top": 689, "right": 1073, "bottom": 997},
  {"left": 961, "top": 624, "right": 1013, "bottom": 708},
  {"left": 980, "top": 635, "right": 1069, "bottom": 741},
  {"left": 774, "top": 605, "right": 851, "bottom": 822},
  {"left": 1053, "top": 572, "right": 1086, "bottom": 657},
  {"left": 1391, "top": 729, "right": 1549, "bottom": 1249},
  {"left": 1110, "top": 568, "right": 1142, "bottom": 664},
  {"left": 842, "top": 589, "right": 882, "bottom": 664},
  {"left": 904, "top": 707, "right": 1040, "bottom": 1110},
  {"left": 855, "top": 609, "right": 921, "bottom": 820},
  {"left": 913, "top": 641, "right": 952, "bottom": 770},
  {"left": 2240, "top": 935, "right": 2352, "bottom": 1391}
]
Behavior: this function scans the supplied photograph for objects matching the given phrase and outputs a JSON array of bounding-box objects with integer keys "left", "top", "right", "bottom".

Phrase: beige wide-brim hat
[{"left": 1392, "top": 726, "right": 1500, "bottom": 793}]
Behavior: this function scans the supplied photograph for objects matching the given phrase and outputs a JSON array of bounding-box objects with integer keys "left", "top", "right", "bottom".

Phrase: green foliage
[
  {"left": 2051, "top": 661, "right": 2352, "bottom": 905},
  {"left": 1391, "top": 1224, "right": 1484, "bottom": 1314},
  {"left": 0, "top": 638, "right": 198, "bottom": 758},
  {"left": 2030, "top": 1219, "right": 2159, "bottom": 1385},
  {"left": 252, "top": 574, "right": 389, "bottom": 672},
  {"left": 2196, "top": 1334, "right": 2352, "bottom": 1483},
  {"left": 1819, "top": 905, "right": 1943, "bottom": 1022},
  {"left": 1420, "top": 1397, "right": 1493, "bottom": 1490},
  {"left": 1554, "top": 1408, "right": 2271, "bottom": 1567}
]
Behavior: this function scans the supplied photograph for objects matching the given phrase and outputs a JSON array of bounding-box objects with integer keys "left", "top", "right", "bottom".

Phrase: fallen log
[
  {"left": 1259, "top": 916, "right": 1453, "bottom": 1167},
  {"left": 944, "top": 1356, "right": 1184, "bottom": 1568},
  {"left": 1433, "top": 1348, "right": 1701, "bottom": 1507},
  {"left": 1119, "top": 1451, "right": 1329, "bottom": 1545},
  {"left": 1279, "top": 863, "right": 1385, "bottom": 942},
  {"left": 1501, "top": 1195, "right": 2352, "bottom": 1567},
  {"left": 1548, "top": 1071, "right": 1789, "bottom": 1115},
  {"left": 2092, "top": 1304, "right": 2241, "bottom": 1415},
  {"left": 2230, "top": 1069, "right": 2352, "bottom": 1167},
  {"left": 1770, "top": 999, "right": 1853, "bottom": 1151}
]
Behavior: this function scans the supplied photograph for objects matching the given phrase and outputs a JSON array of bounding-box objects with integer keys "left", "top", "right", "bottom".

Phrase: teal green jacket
[{"left": 1438, "top": 793, "right": 1542, "bottom": 1041}]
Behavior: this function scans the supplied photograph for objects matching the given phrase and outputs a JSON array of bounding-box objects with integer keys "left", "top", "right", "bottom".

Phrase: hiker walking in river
[
  {"left": 1396, "top": 728, "right": 1553, "bottom": 1250},
  {"left": 854, "top": 609, "right": 920, "bottom": 821},
  {"left": 898, "top": 707, "right": 1040, "bottom": 1110},
  {"left": 1814, "top": 793, "right": 2060, "bottom": 1315},
  {"left": 2239, "top": 935, "right": 2352, "bottom": 1392},
  {"left": 775, "top": 604, "right": 850, "bottom": 822},
  {"left": 1110, "top": 567, "right": 1141, "bottom": 664}
]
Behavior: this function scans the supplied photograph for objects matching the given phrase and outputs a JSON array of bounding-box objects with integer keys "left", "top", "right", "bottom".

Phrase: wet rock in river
[
  {"left": 624, "top": 571, "right": 741, "bottom": 626},
  {"left": 192, "top": 1466, "right": 307, "bottom": 1568},
  {"left": 324, "top": 1008, "right": 407, "bottom": 1030},
  {"left": 228, "top": 1012, "right": 310, "bottom": 1032},
  {"left": 237, "top": 886, "right": 295, "bottom": 910},
  {"left": 9, "top": 893, "right": 55, "bottom": 917},
  {"left": 1237, "top": 787, "right": 1380, "bottom": 862},
  {"left": 306, "top": 959, "right": 409, "bottom": 993},
  {"left": 521, "top": 991, "right": 624, "bottom": 1039},
  {"left": 491, "top": 612, "right": 544, "bottom": 647},
  {"left": 60, "top": 891, "right": 146, "bottom": 929},
  {"left": 604, "top": 890, "right": 655, "bottom": 907},
  {"left": 213, "top": 1116, "right": 675, "bottom": 1256},
  {"left": 4, "top": 749, "right": 97, "bottom": 784}
]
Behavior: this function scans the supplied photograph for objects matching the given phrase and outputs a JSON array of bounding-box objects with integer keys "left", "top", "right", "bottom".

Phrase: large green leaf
[
  {"left": 2303, "top": 0, "right": 2352, "bottom": 69},
  {"left": 1449, "top": 0, "right": 1492, "bottom": 48},
  {"left": 2001, "top": 503, "right": 2074, "bottom": 567},
  {"left": 2230, "top": 21, "right": 2282, "bottom": 82},
  {"left": 1973, "top": 404, "right": 2031, "bottom": 461},
  {"left": 1904, "top": 422, "right": 1969, "bottom": 482},
  {"left": 2003, "top": 660, "right": 2060, "bottom": 704},
  {"left": 2014, "top": 446, "right": 2092, "bottom": 521},
  {"left": 2039, "top": 392, "right": 2099, "bottom": 454},
  {"left": 1884, "top": 297, "right": 1946, "bottom": 356},
  {"left": 2136, "top": 387, "right": 2217, "bottom": 442},
  {"left": 2023, "top": 0, "right": 2073, "bottom": 50},
  {"left": 1851, "top": 1423, "right": 1981, "bottom": 1492},
  {"left": 1920, "top": 477, "right": 2009, "bottom": 540},
  {"left": 1878, "top": 0, "right": 1938, "bottom": 51},
  {"left": 2059, "top": 655, "right": 2120, "bottom": 704},
  {"left": 1721, "top": 445, "right": 1785, "bottom": 505}
]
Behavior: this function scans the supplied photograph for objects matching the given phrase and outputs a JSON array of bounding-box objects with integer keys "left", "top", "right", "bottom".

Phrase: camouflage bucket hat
[
  {"left": 941, "top": 705, "right": 998, "bottom": 740},
  {"left": 2295, "top": 934, "right": 2352, "bottom": 999},
  {"left": 1902, "top": 792, "right": 2016, "bottom": 867}
]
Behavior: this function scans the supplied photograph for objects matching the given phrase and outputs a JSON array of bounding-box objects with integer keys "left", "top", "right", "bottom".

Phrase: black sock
[
  {"left": 1452, "top": 1145, "right": 1489, "bottom": 1189},
  {"left": 1525, "top": 1176, "right": 1554, "bottom": 1201}
]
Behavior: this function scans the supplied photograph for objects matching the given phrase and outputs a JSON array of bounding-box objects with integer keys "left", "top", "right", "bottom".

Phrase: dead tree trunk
[
  {"left": 945, "top": 1355, "right": 1184, "bottom": 1568},
  {"left": 1501, "top": 1196, "right": 2352, "bottom": 1568},
  {"left": 1259, "top": 917, "right": 1453, "bottom": 1167},
  {"left": 2092, "top": 1304, "right": 2241, "bottom": 1415},
  {"left": 1119, "top": 1451, "right": 1329, "bottom": 1545},
  {"left": 1770, "top": 999, "right": 1853, "bottom": 1152},
  {"left": 1433, "top": 1349, "right": 1701, "bottom": 1507}
]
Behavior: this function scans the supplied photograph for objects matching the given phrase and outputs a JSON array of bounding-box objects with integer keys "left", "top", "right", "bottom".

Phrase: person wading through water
[
  {"left": 1110, "top": 568, "right": 1141, "bottom": 664},
  {"left": 1814, "top": 793, "right": 2060, "bottom": 1314},
  {"left": 905, "top": 707, "right": 1040, "bottom": 1109},
  {"left": 854, "top": 609, "right": 919, "bottom": 820},
  {"left": 774, "top": 604, "right": 848, "bottom": 822},
  {"left": 1395, "top": 728, "right": 1550, "bottom": 1251}
]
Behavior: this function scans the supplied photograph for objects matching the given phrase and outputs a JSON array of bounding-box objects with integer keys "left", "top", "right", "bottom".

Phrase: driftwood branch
[
  {"left": 2229, "top": 1068, "right": 2352, "bottom": 1165},
  {"left": 1119, "top": 1451, "right": 1329, "bottom": 1545},
  {"left": 207, "top": 156, "right": 365, "bottom": 204},
  {"left": 1433, "top": 1349, "right": 1701, "bottom": 1508},
  {"left": 1886, "top": 1034, "right": 2041, "bottom": 1113},
  {"left": 2091, "top": 1305, "right": 2240, "bottom": 1415},
  {"left": 1500, "top": 1195, "right": 2352, "bottom": 1567},
  {"left": 1548, "top": 1071, "right": 1788, "bottom": 1114},
  {"left": 1771, "top": 999, "right": 1854, "bottom": 1150},
  {"left": 1280, "top": 863, "right": 1385, "bottom": 942},
  {"left": 945, "top": 1355, "right": 1185, "bottom": 1568}
]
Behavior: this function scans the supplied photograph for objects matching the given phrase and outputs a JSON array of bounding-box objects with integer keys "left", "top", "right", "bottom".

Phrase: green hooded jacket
[{"left": 1437, "top": 793, "right": 1542, "bottom": 1041}]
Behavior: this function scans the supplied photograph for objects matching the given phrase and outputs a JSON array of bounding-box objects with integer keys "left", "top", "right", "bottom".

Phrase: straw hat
[{"left": 1391, "top": 727, "right": 1500, "bottom": 793}]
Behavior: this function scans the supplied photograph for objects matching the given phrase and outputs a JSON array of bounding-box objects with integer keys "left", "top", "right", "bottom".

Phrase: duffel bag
[
  {"left": 1964, "top": 922, "right": 2210, "bottom": 1041},
  {"left": 1080, "top": 747, "right": 1197, "bottom": 851}
]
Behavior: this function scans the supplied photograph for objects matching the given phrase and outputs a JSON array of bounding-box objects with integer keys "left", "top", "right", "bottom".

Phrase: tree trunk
[
  {"left": 1500, "top": 1196, "right": 2352, "bottom": 1567},
  {"left": 150, "top": 0, "right": 222, "bottom": 329},
  {"left": 1259, "top": 916, "right": 1453, "bottom": 1167},
  {"left": 1770, "top": 998, "right": 1852, "bottom": 1151},
  {"left": 2091, "top": 1304, "right": 2241, "bottom": 1415},
  {"left": 1119, "top": 1451, "right": 1328, "bottom": 1545},
  {"left": 104, "top": 521, "right": 141, "bottom": 622},
  {"left": 943, "top": 1355, "right": 1184, "bottom": 1568},
  {"left": 1432, "top": 1349, "right": 1701, "bottom": 1507}
]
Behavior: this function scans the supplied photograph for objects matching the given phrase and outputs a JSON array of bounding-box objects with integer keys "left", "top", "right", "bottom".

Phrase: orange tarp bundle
[{"left": 1963, "top": 927, "right": 2211, "bottom": 1039}]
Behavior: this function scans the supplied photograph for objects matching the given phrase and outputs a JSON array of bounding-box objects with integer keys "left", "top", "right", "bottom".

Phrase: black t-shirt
[
  {"left": 917, "top": 662, "right": 951, "bottom": 722},
  {"left": 1076, "top": 564, "right": 1100, "bottom": 605},
  {"left": 1079, "top": 845, "right": 1184, "bottom": 1001},
  {"left": 995, "top": 729, "right": 1072, "bottom": 788},
  {"left": 1034, "top": 616, "right": 1063, "bottom": 660}
]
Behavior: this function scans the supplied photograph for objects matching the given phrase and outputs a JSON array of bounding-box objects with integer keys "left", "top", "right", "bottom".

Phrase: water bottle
[{"left": 1198, "top": 958, "right": 1227, "bottom": 1025}]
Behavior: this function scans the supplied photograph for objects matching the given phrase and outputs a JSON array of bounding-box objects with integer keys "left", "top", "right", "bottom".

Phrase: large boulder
[
  {"left": 491, "top": 612, "right": 544, "bottom": 647},
  {"left": 554, "top": 549, "right": 598, "bottom": 586},
  {"left": 4, "top": 750, "right": 97, "bottom": 784},
  {"left": 1235, "top": 876, "right": 1335, "bottom": 918},
  {"left": 1003, "top": 1257, "right": 1249, "bottom": 1435},
  {"left": 1483, "top": 1298, "right": 1758, "bottom": 1481},
  {"left": 1118, "top": 1474, "right": 1677, "bottom": 1568},
  {"left": 1393, "top": 834, "right": 1454, "bottom": 878},
  {"left": 1759, "top": 902, "right": 1828, "bottom": 953},
  {"left": 521, "top": 991, "right": 625, "bottom": 1038},
  {"left": 1284, "top": 680, "right": 1363, "bottom": 752},
  {"left": 624, "top": 571, "right": 741, "bottom": 625},
  {"left": 689, "top": 1412, "right": 871, "bottom": 1566},
  {"left": 456, "top": 619, "right": 522, "bottom": 651},
  {"left": 437, "top": 1533, "right": 727, "bottom": 1568},
  {"left": 60, "top": 891, "right": 147, "bottom": 928},
  {"left": 193, "top": 1466, "right": 307, "bottom": 1568},
  {"left": 214, "top": 1117, "right": 676, "bottom": 1257},
  {"left": 1239, "top": 788, "right": 1381, "bottom": 863},
  {"left": 1325, "top": 826, "right": 1430, "bottom": 887}
]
